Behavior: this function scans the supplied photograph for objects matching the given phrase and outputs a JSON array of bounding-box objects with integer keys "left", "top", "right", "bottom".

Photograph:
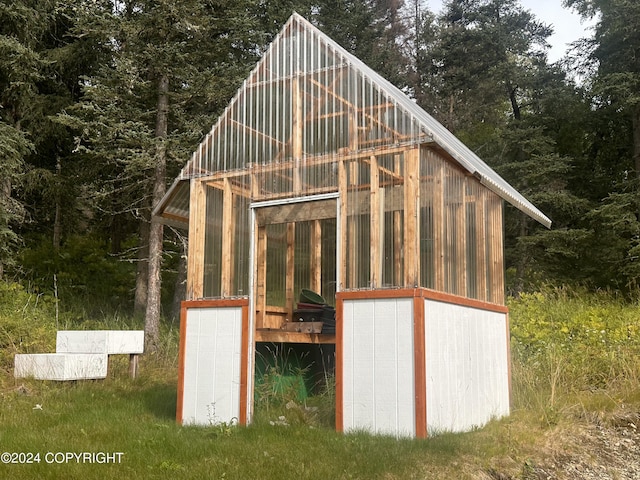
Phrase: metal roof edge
[{"left": 152, "top": 177, "right": 189, "bottom": 218}]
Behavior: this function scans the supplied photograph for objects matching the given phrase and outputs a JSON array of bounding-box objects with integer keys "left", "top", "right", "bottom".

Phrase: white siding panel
[
  {"left": 424, "top": 300, "right": 509, "bottom": 434},
  {"left": 181, "top": 307, "right": 243, "bottom": 426},
  {"left": 342, "top": 298, "right": 415, "bottom": 437}
]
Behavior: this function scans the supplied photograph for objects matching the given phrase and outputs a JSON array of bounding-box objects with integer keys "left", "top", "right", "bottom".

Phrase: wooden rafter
[{"left": 229, "top": 119, "right": 285, "bottom": 148}]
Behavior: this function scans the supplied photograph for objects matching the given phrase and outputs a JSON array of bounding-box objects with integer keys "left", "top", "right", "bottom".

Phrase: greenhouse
[{"left": 155, "top": 13, "right": 550, "bottom": 437}]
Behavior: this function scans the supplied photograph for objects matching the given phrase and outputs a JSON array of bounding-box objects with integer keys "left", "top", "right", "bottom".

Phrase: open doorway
[{"left": 251, "top": 194, "right": 339, "bottom": 332}]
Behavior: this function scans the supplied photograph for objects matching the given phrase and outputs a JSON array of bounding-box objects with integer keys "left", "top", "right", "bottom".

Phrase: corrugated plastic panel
[{"left": 156, "top": 13, "right": 549, "bottom": 228}]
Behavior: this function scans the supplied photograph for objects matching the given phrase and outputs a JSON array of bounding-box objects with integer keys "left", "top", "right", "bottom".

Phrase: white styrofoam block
[
  {"left": 56, "top": 330, "right": 144, "bottom": 354},
  {"left": 14, "top": 353, "right": 108, "bottom": 380}
]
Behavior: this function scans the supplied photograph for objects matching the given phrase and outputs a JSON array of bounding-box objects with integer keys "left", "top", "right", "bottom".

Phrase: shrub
[
  {"left": 0, "top": 281, "right": 57, "bottom": 380},
  {"left": 509, "top": 287, "right": 640, "bottom": 408}
]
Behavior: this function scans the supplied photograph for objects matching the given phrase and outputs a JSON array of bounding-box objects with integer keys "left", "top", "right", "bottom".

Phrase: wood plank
[
  {"left": 176, "top": 302, "right": 188, "bottom": 423},
  {"left": 186, "top": 179, "right": 206, "bottom": 299},
  {"left": 393, "top": 154, "right": 402, "bottom": 286},
  {"left": 229, "top": 119, "right": 284, "bottom": 147},
  {"left": 255, "top": 329, "right": 336, "bottom": 344},
  {"left": 370, "top": 155, "right": 381, "bottom": 288},
  {"left": 403, "top": 148, "right": 420, "bottom": 286},
  {"left": 285, "top": 222, "right": 295, "bottom": 321},
  {"left": 194, "top": 142, "right": 430, "bottom": 183},
  {"left": 456, "top": 177, "right": 467, "bottom": 297},
  {"left": 255, "top": 199, "right": 337, "bottom": 226},
  {"left": 348, "top": 160, "right": 359, "bottom": 288},
  {"left": 433, "top": 157, "right": 445, "bottom": 292},
  {"left": 255, "top": 225, "right": 267, "bottom": 328},
  {"left": 495, "top": 201, "right": 505, "bottom": 304},
  {"left": 338, "top": 160, "right": 348, "bottom": 290},
  {"left": 349, "top": 109, "right": 359, "bottom": 151},
  {"left": 253, "top": 185, "right": 338, "bottom": 203},
  {"left": 413, "top": 295, "right": 427, "bottom": 438},
  {"left": 310, "top": 220, "right": 322, "bottom": 293},
  {"left": 239, "top": 304, "right": 250, "bottom": 425},
  {"left": 475, "top": 189, "right": 487, "bottom": 302},
  {"left": 221, "top": 178, "right": 234, "bottom": 296},
  {"left": 335, "top": 297, "right": 344, "bottom": 432},
  {"left": 207, "top": 179, "right": 251, "bottom": 199},
  {"left": 293, "top": 77, "right": 303, "bottom": 193}
]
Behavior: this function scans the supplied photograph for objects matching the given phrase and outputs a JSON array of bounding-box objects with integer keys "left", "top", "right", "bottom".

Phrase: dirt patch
[{"left": 484, "top": 407, "right": 640, "bottom": 480}]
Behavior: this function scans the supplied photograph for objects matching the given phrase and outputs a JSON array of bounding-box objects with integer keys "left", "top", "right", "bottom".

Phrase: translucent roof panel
[{"left": 157, "top": 13, "right": 550, "bottom": 228}]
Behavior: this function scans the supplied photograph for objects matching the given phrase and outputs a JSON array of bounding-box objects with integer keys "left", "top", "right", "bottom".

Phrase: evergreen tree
[
  {"left": 414, "top": 0, "right": 594, "bottom": 291},
  {"left": 61, "top": 0, "right": 266, "bottom": 349},
  {"left": 0, "top": 1, "right": 83, "bottom": 276},
  {"left": 565, "top": 0, "right": 640, "bottom": 289}
]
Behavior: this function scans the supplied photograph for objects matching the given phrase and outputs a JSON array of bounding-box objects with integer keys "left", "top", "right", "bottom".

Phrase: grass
[
  {"left": 1, "top": 370, "right": 455, "bottom": 480},
  {"left": 3, "top": 368, "right": 621, "bottom": 480},
  {"left": 1, "top": 284, "right": 640, "bottom": 479}
]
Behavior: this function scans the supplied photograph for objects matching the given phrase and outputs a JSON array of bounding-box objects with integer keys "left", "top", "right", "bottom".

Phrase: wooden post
[
  {"left": 338, "top": 160, "right": 348, "bottom": 290},
  {"left": 370, "top": 155, "right": 381, "bottom": 288},
  {"left": 221, "top": 178, "right": 235, "bottom": 297},
  {"left": 475, "top": 188, "right": 487, "bottom": 302},
  {"left": 285, "top": 222, "right": 295, "bottom": 322},
  {"left": 310, "top": 220, "right": 322, "bottom": 293},
  {"left": 403, "top": 148, "right": 420, "bottom": 287},
  {"left": 349, "top": 108, "right": 358, "bottom": 152},
  {"left": 348, "top": 161, "right": 359, "bottom": 288},
  {"left": 456, "top": 177, "right": 467, "bottom": 297},
  {"left": 433, "top": 159, "right": 445, "bottom": 292},
  {"left": 129, "top": 354, "right": 139, "bottom": 379},
  {"left": 393, "top": 154, "right": 402, "bottom": 286},
  {"left": 413, "top": 293, "right": 426, "bottom": 438},
  {"left": 256, "top": 225, "right": 267, "bottom": 328},
  {"left": 487, "top": 196, "right": 505, "bottom": 305},
  {"left": 292, "top": 77, "right": 303, "bottom": 193},
  {"left": 187, "top": 179, "right": 206, "bottom": 299}
]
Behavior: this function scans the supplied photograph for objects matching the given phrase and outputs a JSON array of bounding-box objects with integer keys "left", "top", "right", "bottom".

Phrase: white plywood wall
[
  {"left": 424, "top": 299, "right": 509, "bottom": 434},
  {"left": 181, "top": 307, "right": 243, "bottom": 426},
  {"left": 342, "top": 298, "right": 416, "bottom": 437}
]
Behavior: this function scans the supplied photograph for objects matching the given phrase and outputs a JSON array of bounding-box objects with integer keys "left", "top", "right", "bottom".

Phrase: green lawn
[
  {"left": 1, "top": 372, "right": 465, "bottom": 480},
  {"left": 2, "top": 287, "right": 640, "bottom": 479}
]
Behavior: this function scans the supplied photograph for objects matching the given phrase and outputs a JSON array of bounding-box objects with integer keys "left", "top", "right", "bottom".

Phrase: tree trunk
[
  {"left": 134, "top": 208, "right": 150, "bottom": 316},
  {"left": 0, "top": 177, "right": 9, "bottom": 279},
  {"left": 171, "top": 234, "right": 187, "bottom": 324},
  {"left": 514, "top": 214, "right": 529, "bottom": 295},
  {"left": 508, "top": 83, "right": 521, "bottom": 121},
  {"left": 633, "top": 103, "right": 640, "bottom": 180},
  {"left": 144, "top": 73, "right": 169, "bottom": 352},
  {"left": 53, "top": 157, "right": 62, "bottom": 253}
]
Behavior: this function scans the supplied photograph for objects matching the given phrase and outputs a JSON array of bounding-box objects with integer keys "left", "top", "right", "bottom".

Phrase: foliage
[
  {"left": 509, "top": 288, "right": 640, "bottom": 403},
  {"left": 19, "top": 234, "right": 137, "bottom": 315},
  {"left": 0, "top": 281, "right": 57, "bottom": 377}
]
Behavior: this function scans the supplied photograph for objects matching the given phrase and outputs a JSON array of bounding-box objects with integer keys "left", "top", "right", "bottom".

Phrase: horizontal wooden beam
[
  {"left": 255, "top": 329, "right": 336, "bottom": 344},
  {"left": 255, "top": 198, "right": 337, "bottom": 225}
]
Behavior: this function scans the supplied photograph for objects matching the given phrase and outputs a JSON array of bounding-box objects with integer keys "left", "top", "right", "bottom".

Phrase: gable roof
[{"left": 155, "top": 13, "right": 551, "bottom": 228}]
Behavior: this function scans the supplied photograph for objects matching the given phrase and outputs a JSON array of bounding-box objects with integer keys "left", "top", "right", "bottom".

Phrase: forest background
[{"left": 1, "top": 0, "right": 639, "bottom": 348}]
